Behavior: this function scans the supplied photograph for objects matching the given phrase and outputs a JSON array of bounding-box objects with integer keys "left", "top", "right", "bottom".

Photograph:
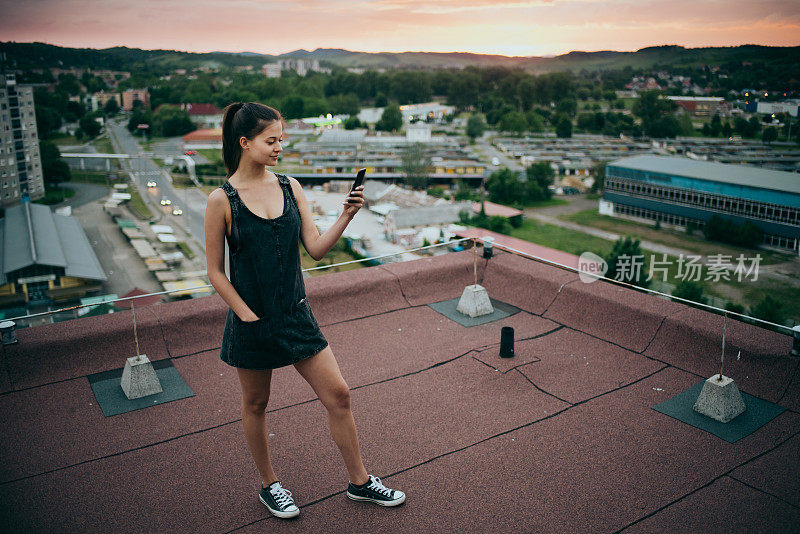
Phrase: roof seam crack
[
  {"left": 542, "top": 279, "right": 575, "bottom": 316},
  {"left": 613, "top": 428, "right": 800, "bottom": 533},
  {"left": 376, "top": 265, "right": 413, "bottom": 307},
  {"left": 0, "top": 417, "right": 243, "bottom": 487},
  {"left": 513, "top": 367, "right": 572, "bottom": 405},
  {"left": 726, "top": 474, "right": 800, "bottom": 511},
  {"left": 777, "top": 357, "right": 799, "bottom": 403},
  {"left": 147, "top": 306, "right": 173, "bottom": 359},
  {"left": 641, "top": 314, "right": 669, "bottom": 354},
  {"left": 570, "top": 365, "right": 669, "bottom": 409}
]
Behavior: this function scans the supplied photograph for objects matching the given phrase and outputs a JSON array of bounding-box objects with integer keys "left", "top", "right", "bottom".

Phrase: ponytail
[{"left": 221, "top": 102, "right": 284, "bottom": 177}]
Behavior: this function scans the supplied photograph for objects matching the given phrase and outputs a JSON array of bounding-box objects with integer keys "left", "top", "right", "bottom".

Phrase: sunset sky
[{"left": 1, "top": 0, "right": 798, "bottom": 57}]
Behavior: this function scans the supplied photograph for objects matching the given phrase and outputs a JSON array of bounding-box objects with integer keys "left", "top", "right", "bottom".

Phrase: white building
[
  {"left": 1, "top": 73, "right": 45, "bottom": 206},
  {"left": 262, "top": 63, "right": 281, "bottom": 78}
]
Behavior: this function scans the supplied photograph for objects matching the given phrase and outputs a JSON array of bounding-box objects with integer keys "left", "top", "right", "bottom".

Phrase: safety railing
[{"left": 2, "top": 235, "right": 796, "bottom": 338}]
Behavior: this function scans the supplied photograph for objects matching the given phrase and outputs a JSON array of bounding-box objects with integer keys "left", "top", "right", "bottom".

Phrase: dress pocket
[{"left": 234, "top": 314, "right": 270, "bottom": 352}]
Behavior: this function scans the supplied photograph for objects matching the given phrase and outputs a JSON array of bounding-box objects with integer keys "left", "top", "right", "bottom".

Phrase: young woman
[{"left": 204, "top": 102, "right": 405, "bottom": 519}]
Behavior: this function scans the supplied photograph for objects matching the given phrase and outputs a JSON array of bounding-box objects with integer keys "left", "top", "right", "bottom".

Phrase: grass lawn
[
  {"left": 507, "top": 218, "right": 800, "bottom": 324},
  {"left": 524, "top": 197, "right": 569, "bottom": 209},
  {"left": 91, "top": 136, "right": 114, "bottom": 154},
  {"left": 71, "top": 170, "right": 123, "bottom": 186},
  {"left": 127, "top": 187, "right": 155, "bottom": 220},
  {"left": 510, "top": 218, "right": 615, "bottom": 258},
  {"left": 300, "top": 247, "right": 363, "bottom": 275},
  {"left": 561, "top": 209, "right": 790, "bottom": 266},
  {"left": 33, "top": 186, "right": 76, "bottom": 205},
  {"left": 198, "top": 148, "right": 223, "bottom": 164},
  {"left": 50, "top": 135, "right": 82, "bottom": 146},
  {"left": 176, "top": 242, "right": 195, "bottom": 260}
]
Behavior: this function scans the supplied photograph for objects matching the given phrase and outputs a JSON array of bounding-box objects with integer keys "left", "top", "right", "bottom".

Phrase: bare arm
[
  {"left": 289, "top": 177, "right": 364, "bottom": 261},
  {"left": 204, "top": 188, "right": 259, "bottom": 321}
]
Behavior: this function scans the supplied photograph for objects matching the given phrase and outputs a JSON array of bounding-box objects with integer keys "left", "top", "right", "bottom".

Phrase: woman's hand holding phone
[{"left": 343, "top": 168, "right": 366, "bottom": 217}]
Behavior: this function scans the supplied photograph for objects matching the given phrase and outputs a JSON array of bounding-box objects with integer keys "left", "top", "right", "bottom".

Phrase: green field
[
  {"left": 33, "top": 186, "right": 75, "bottom": 205},
  {"left": 198, "top": 148, "right": 223, "bottom": 164},
  {"left": 508, "top": 218, "right": 800, "bottom": 324},
  {"left": 561, "top": 209, "right": 790, "bottom": 266},
  {"left": 300, "top": 247, "right": 362, "bottom": 275},
  {"left": 71, "top": 170, "right": 123, "bottom": 185},
  {"left": 126, "top": 186, "right": 155, "bottom": 220}
]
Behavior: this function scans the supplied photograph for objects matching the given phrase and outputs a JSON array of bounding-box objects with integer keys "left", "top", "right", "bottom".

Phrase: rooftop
[
  {"left": 609, "top": 155, "right": 800, "bottom": 196},
  {"left": 1, "top": 249, "right": 798, "bottom": 532}
]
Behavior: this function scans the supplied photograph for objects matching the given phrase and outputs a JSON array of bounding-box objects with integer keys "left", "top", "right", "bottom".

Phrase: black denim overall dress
[{"left": 219, "top": 174, "right": 328, "bottom": 370}]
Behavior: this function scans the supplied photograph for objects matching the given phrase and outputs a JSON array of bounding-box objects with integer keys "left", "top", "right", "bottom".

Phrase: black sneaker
[
  {"left": 346, "top": 475, "right": 406, "bottom": 507},
  {"left": 259, "top": 481, "right": 300, "bottom": 519}
]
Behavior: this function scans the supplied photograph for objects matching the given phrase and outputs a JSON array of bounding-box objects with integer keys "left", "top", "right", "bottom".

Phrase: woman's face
[{"left": 242, "top": 120, "right": 283, "bottom": 166}]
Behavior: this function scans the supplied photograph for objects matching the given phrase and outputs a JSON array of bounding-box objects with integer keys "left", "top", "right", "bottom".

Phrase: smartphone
[{"left": 351, "top": 168, "right": 366, "bottom": 192}]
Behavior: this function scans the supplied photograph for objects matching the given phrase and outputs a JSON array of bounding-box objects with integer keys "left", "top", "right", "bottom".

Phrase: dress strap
[
  {"left": 221, "top": 180, "right": 237, "bottom": 198},
  {"left": 276, "top": 174, "right": 301, "bottom": 222},
  {"left": 219, "top": 181, "right": 240, "bottom": 252}
]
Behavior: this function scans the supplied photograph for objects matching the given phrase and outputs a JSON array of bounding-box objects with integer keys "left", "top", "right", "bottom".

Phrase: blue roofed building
[{"left": 601, "top": 155, "right": 800, "bottom": 253}]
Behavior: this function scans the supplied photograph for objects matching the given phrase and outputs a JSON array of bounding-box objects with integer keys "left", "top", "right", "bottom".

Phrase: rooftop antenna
[
  {"left": 456, "top": 238, "right": 494, "bottom": 318},
  {"left": 120, "top": 298, "right": 163, "bottom": 399},
  {"left": 693, "top": 311, "right": 746, "bottom": 423}
]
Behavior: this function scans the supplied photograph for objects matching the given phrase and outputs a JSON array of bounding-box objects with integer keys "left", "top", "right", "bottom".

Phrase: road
[{"left": 106, "top": 120, "right": 209, "bottom": 249}]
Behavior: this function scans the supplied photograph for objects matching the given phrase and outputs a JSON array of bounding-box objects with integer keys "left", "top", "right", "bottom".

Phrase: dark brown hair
[{"left": 221, "top": 102, "right": 284, "bottom": 177}]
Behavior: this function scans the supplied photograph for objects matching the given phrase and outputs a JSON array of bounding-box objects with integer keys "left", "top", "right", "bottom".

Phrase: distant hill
[{"left": 1, "top": 42, "right": 798, "bottom": 74}]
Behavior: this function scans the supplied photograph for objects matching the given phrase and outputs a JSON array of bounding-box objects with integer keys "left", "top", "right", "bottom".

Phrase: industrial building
[
  {"left": 0, "top": 202, "right": 106, "bottom": 308},
  {"left": 1, "top": 73, "right": 45, "bottom": 206},
  {"left": 601, "top": 155, "right": 800, "bottom": 252}
]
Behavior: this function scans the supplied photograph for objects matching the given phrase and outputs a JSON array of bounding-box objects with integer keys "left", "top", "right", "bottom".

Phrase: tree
[
  {"left": 281, "top": 96, "right": 305, "bottom": 119},
  {"left": 555, "top": 117, "right": 573, "bottom": 138},
  {"left": 525, "top": 162, "right": 554, "bottom": 201},
  {"left": 678, "top": 113, "right": 695, "bottom": 136},
  {"left": 344, "top": 116, "right": 362, "bottom": 130},
  {"left": 499, "top": 111, "right": 527, "bottom": 134},
  {"left": 525, "top": 111, "right": 545, "bottom": 132},
  {"left": 375, "top": 103, "right": 402, "bottom": 132},
  {"left": 127, "top": 110, "right": 152, "bottom": 133},
  {"left": 605, "top": 236, "right": 649, "bottom": 288},
  {"left": 328, "top": 93, "right": 360, "bottom": 116},
  {"left": 590, "top": 161, "right": 607, "bottom": 193},
  {"left": 79, "top": 115, "right": 102, "bottom": 139},
  {"left": 466, "top": 113, "right": 487, "bottom": 141},
  {"left": 762, "top": 126, "right": 778, "bottom": 144},
  {"left": 152, "top": 106, "right": 195, "bottom": 137},
  {"left": 39, "top": 140, "right": 72, "bottom": 189},
  {"left": 673, "top": 280, "right": 707, "bottom": 305},
  {"left": 703, "top": 215, "right": 762, "bottom": 248},
  {"left": 485, "top": 168, "right": 524, "bottom": 205},
  {"left": 374, "top": 92, "right": 388, "bottom": 107},
  {"left": 400, "top": 142, "right": 431, "bottom": 190},
  {"left": 710, "top": 114, "right": 722, "bottom": 137},
  {"left": 103, "top": 97, "right": 120, "bottom": 115},
  {"left": 34, "top": 105, "right": 61, "bottom": 139},
  {"left": 749, "top": 295, "right": 786, "bottom": 325}
]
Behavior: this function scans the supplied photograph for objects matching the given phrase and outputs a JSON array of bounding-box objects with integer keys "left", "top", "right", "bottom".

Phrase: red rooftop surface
[{"left": 1, "top": 250, "right": 797, "bottom": 533}]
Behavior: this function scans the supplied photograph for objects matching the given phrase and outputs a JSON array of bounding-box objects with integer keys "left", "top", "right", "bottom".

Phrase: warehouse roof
[{"left": 609, "top": 155, "right": 800, "bottom": 195}]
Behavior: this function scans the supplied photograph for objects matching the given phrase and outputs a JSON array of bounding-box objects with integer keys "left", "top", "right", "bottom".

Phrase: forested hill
[{"left": 1, "top": 42, "right": 798, "bottom": 75}]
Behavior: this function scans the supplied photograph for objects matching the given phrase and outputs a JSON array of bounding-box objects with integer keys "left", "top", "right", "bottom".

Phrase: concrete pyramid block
[
  {"left": 120, "top": 354, "right": 163, "bottom": 399},
  {"left": 693, "top": 374, "right": 746, "bottom": 423},
  {"left": 456, "top": 284, "right": 494, "bottom": 318}
]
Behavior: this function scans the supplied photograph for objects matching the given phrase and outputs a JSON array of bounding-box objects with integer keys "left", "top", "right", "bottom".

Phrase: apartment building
[{"left": 1, "top": 73, "right": 45, "bottom": 206}]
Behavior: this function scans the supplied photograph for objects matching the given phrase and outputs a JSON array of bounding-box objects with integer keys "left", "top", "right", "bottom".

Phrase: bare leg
[
  {"left": 236, "top": 368, "right": 278, "bottom": 488},
  {"left": 294, "top": 346, "right": 369, "bottom": 486}
]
